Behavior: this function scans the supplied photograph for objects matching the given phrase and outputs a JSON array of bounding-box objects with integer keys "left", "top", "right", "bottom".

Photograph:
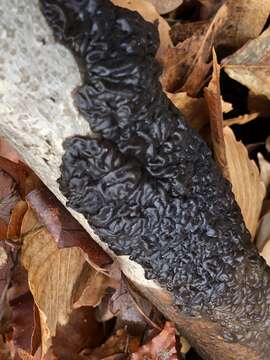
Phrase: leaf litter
[{"left": 2, "top": 0, "right": 270, "bottom": 359}]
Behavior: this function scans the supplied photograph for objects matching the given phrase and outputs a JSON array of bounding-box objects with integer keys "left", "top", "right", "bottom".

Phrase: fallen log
[{"left": 0, "top": 1, "right": 270, "bottom": 359}]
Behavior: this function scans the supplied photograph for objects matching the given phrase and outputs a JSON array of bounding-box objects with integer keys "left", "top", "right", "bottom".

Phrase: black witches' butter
[{"left": 40, "top": 0, "right": 270, "bottom": 356}]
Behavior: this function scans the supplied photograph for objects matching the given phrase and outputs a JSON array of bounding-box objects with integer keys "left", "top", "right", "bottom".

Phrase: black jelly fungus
[{"left": 40, "top": 0, "right": 270, "bottom": 356}]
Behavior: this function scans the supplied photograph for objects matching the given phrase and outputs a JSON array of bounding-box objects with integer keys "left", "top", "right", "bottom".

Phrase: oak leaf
[
  {"left": 21, "top": 209, "right": 87, "bottom": 356},
  {"left": 224, "top": 127, "right": 266, "bottom": 238},
  {"left": 205, "top": 51, "right": 265, "bottom": 238},
  {"left": 223, "top": 28, "right": 270, "bottom": 101}
]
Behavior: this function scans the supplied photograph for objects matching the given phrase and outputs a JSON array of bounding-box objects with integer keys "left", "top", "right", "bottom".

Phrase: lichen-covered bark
[{"left": 40, "top": 0, "right": 270, "bottom": 358}]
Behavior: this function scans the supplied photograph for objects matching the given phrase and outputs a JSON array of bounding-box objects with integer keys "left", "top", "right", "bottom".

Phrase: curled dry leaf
[
  {"left": 160, "top": 23, "right": 212, "bottom": 93},
  {"left": 0, "top": 156, "right": 41, "bottom": 198},
  {"left": 21, "top": 209, "right": 87, "bottom": 356},
  {"left": 112, "top": 0, "right": 172, "bottom": 57},
  {"left": 223, "top": 113, "right": 259, "bottom": 127},
  {"left": 147, "top": 0, "right": 183, "bottom": 15},
  {"left": 204, "top": 49, "right": 228, "bottom": 177},
  {"left": 73, "top": 263, "right": 118, "bottom": 309},
  {"left": 131, "top": 321, "right": 178, "bottom": 360},
  {"left": 26, "top": 189, "right": 111, "bottom": 268},
  {"left": 204, "top": 51, "right": 265, "bottom": 238},
  {"left": 7, "top": 200, "right": 28, "bottom": 241},
  {"left": 223, "top": 28, "right": 270, "bottom": 100},
  {"left": 224, "top": 127, "right": 266, "bottom": 238},
  {"left": 167, "top": 89, "right": 236, "bottom": 132}
]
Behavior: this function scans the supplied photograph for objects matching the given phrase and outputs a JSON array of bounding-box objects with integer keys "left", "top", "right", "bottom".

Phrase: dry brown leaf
[
  {"left": 0, "top": 169, "right": 20, "bottom": 228},
  {"left": 7, "top": 262, "right": 35, "bottom": 356},
  {"left": 223, "top": 28, "right": 270, "bottom": 100},
  {"left": 147, "top": 0, "right": 183, "bottom": 14},
  {"left": 160, "top": 25, "right": 211, "bottom": 93},
  {"left": 112, "top": 0, "right": 172, "bottom": 57},
  {"left": 0, "top": 156, "right": 41, "bottom": 198},
  {"left": 111, "top": 280, "right": 154, "bottom": 336},
  {"left": 21, "top": 209, "right": 87, "bottom": 356},
  {"left": 248, "top": 92, "right": 270, "bottom": 117},
  {"left": 204, "top": 52, "right": 265, "bottom": 238},
  {"left": 7, "top": 200, "right": 28, "bottom": 241},
  {"left": 222, "top": 100, "right": 233, "bottom": 114},
  {"left": 26, "top": 189, "right": 111, "bottom": 268},
  {"left": 166, "top": 92, "right": 209, "bottom": 131},
  {"left": 160, "top": 0, "right": 223, "bottom": 94},
  {"left": 204, "top": 50, "right": 228, "bottom": 177},
  {"left": 0, "top": 220, "right": 7, "bottom": 242},
  {"left": 223, "top": 113, "right": 259, "bottom": 127},
  {"left": 215, "top": 0, "right": 270, "bottom": 49},
  {"left": 131, "top": 322, "right": 177, "bottom": 360},
  {"left": 73, "top": 264, "right": 118, "bottom": 309},
  {"left": 168, "top": 90, "right": 232, "bottom": 131},
  {"left": 0, "top": 157, "right": 27, "bottom": 196},
  {"left": 170, "top": 20, "right": 210, "bottom": 44},
  {"left": 258, "top": 153, "right": 270, "bottom": 189},
  {"left": 49, "top": 307, "right": 104, "bottom": 360},
  {"left": 224, "top": 127, "right": 266, "bottom": 238},
  {"left": 84, "top": 329, "right": 129, "bottom": 359},
  {"left": 161, "top": 0, "right": 270, "bottom": 94}
]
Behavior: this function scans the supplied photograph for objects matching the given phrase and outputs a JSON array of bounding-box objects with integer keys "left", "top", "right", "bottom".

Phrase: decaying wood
[{"left": 0, "top": 1, "right": 267, "bottom": 359}]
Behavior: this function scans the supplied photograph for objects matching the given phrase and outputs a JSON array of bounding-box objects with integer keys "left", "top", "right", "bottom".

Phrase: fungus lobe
[{"left": 40, "top": 0, "right": 270, "bottom": 357}]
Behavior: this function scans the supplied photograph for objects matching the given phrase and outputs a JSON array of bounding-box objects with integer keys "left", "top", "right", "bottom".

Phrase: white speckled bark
[{"left": 0, "top": 0, "right": 162, "bottom": 294}]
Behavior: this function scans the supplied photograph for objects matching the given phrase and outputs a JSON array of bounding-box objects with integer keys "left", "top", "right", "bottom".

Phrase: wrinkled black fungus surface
[{"left": 40, "top": 0, "right": 270, "bottom": 356}]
